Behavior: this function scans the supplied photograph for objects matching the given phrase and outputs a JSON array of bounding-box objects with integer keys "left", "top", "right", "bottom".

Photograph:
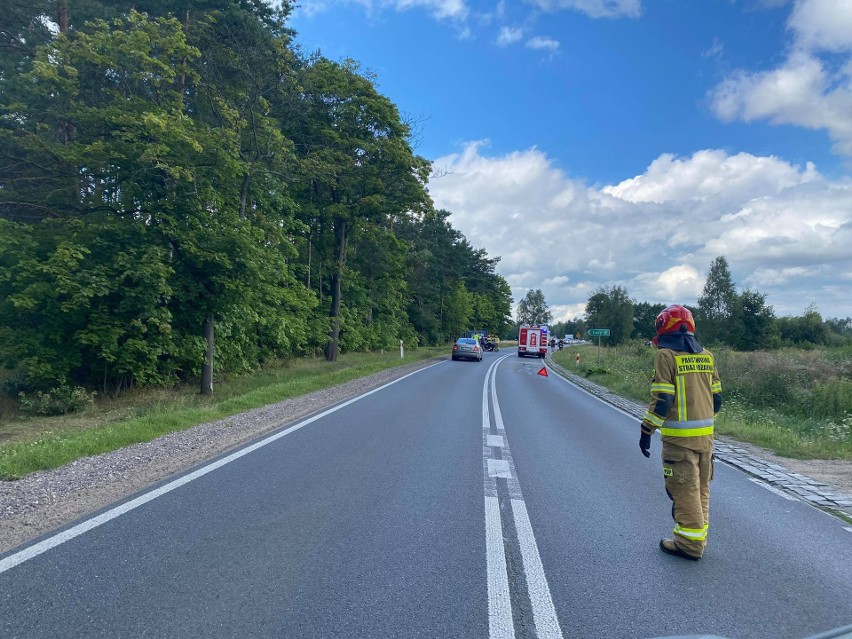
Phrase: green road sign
[{"left": 588, "top": 328, "right": 610, "bottom": 337}]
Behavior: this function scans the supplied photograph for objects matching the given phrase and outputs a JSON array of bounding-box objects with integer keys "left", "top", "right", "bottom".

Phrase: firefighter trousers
[{"left": 661, "top": 442, "right": 714, "bottom": 558}]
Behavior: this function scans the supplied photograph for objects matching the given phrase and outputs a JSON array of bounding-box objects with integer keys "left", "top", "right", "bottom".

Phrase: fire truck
[{"left": 517, "top": 324, "right": 549, "bottom": 358}]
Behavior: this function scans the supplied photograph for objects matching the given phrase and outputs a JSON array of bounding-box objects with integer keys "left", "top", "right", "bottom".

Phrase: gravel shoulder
[{"left": 3, "top": 354, "right": 850, "bottom": 556}]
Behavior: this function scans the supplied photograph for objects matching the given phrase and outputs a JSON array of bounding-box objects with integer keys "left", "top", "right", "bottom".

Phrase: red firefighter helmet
[{"left": 654, "top": 304, "right": 696, "bottom": 341}]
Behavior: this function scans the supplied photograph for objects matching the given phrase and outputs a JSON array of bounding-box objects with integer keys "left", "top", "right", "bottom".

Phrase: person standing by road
[{"left": 639, "top": 305, "right": 723, "bottom": 560}]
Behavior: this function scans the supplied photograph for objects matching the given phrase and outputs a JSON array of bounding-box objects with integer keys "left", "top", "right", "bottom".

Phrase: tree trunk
[
  {"left": 239, "top": 171, "right": 251, "bottom": 220},
  {"left": 201, "top": 317, "right": 214, "bottom": 395},
  {"left": 58, "top": 0, "right": 69, "bottom": 33},
  {"left": 306, "top": 239, "right": 312, "bottom": 290},
  {"left": 325, "top": 219, "right": 346, "bottom": 362}
]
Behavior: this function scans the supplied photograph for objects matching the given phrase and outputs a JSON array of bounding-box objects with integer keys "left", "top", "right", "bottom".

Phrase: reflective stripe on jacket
[{"left": 641, "top": 348, "right": 722, "bottom": 452}]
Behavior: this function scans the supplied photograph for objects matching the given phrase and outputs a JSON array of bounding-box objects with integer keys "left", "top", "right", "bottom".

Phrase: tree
[
  {"left": 776, "top": 304, "right": 828, "bottom": 347},
  {"left": 728, "top": 289, "right": 778, "bottom": 350},
  {"left": 0, "top": 10, "right": 316, "bottom": 392},
  {"left": 696, "top": 256, "right": 737, "bottom": 344},
  {"left": 0, "top": 2, "right": 514, "bottom": 397},
  {"left": 585, "top": 285, "right": 633, "bottom": 345},
  {"left": 444, "top": 282, "right": 473, "bottom": 339},
  {"left": 824, "top": 317, "right": 852, "bottom": 344},
  {"left": 396, "top": 209, "right": 511, "bottom": 344},
  {"left": 517, "top": 289, "right": 552, "bottom": 325},
  {"left": 632, "top": 301, "right": 667, "bottom": 340},
  {"left": 291, "top": 58, "right": 430, "bottom": 361}
]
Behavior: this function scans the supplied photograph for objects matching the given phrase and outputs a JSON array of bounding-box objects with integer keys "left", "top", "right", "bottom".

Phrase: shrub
[
  {"left": 2, "top": 372, "right": 36, "bottom": 398},
  {"left": 812, "top": 378, "right": 852, "bottom": 420},
  {"left": 18, "top": 385, "right": 96, "bottom": 416}
]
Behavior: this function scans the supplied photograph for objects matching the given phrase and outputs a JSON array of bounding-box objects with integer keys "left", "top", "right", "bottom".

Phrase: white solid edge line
[
  {"left": 491, "top": 358, "right": 507, "bottom": 432},
  {"left": 483, "top": 355, "right": 511, "bottom": 433},
  {"left": 482, "top": 358, "right": 494, "bottom": 431},
  {"left": 511, "top": 499, "right": 564, "bottom": 639},
  {"left": 546, "top": 362, "right": 852, "bottom": 523},
  {"left": 545, "top": 362, "right": 640, "bottom": 421},
  {"left": 0, "top": 360, "right": 444, "bottom": 575},
  {"left": 748, "top": 477, "right": 798, "bottom": 501},
  {"left": 486, "top": 495, "right": 515, "bottom": 639}
]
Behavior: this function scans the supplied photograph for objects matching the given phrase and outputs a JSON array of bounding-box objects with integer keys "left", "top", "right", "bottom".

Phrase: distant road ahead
[{"left": 2, "top": 352, "right": 851, "bottom": 638}]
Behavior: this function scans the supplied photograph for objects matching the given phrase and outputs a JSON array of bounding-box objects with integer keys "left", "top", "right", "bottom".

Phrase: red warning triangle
[{"left": 537, "top": 367, "right": 548, "bottom": 377}]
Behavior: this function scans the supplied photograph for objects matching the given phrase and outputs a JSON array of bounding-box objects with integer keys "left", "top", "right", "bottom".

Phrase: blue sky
[{"left": 292, "top": 0, "right": 852, "bottom": 321}]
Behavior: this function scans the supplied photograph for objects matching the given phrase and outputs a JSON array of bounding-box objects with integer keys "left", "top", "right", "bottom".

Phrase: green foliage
[
  {"left": 696, "top": 256, "right": 737, "bottom": 344},
  {"left": 632, "top": 301, "right": 666, "bottom": 340},
  {"left": 585, "top": 285, "right": 633, "bottom": 345},
  {"left": 777, "top": 305, "right": 829, "bottom": 347},
  {"left": 553, "top": 343, "right": 852, "bottom": 459},
  {"left": 811, "top": 378, "right": 852, "bottom": 420},
  {"left": 398, "top": 209, "right": 512, "bottom": 344},
  {"left": 517, "top": 289, "right": 552, "bottom": 326},
  {"left": 0, "top": 2, "right": 507, "bottom": 400},
  {"left": 444, "top": 282, "right": 474, "bottom": 338},
  {"left": 549, "top": 318, "right": 587, "bottom": 342},
  {"left": 19, "top": 385, "right": 96, "bottom": 417},
  {"left": 727, "top": 289, "right": 778, "bottom": 350}
]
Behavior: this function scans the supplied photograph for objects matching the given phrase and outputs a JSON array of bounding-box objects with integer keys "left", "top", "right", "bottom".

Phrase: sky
[{"left": 291, "top": 0, "right": 852, "bottom": 321}]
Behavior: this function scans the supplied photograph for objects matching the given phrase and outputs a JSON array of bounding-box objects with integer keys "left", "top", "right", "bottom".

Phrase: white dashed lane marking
[
  {"left": 487, "top": 435, "right": 505, "bottom": 448},
  {"left": 488, "top": 459, "right": 512, "bottom": 479},
  {"left": 482, "top": 355, "right": 564, "bottom": 639}
]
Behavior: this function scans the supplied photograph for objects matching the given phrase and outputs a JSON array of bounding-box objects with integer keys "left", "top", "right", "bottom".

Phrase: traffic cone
[{"left": 537, "top": 367, "right": 548, "bottom": 377}]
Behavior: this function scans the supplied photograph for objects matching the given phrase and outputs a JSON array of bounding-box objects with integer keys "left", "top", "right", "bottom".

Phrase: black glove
[{"left": 639, "top": 431, "right": 651, "bottom": 458}]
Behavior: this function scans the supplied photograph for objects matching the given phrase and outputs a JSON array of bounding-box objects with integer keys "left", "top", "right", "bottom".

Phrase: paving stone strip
[{"left": 545, "top": 353, "right": 852, "bottom": 519}]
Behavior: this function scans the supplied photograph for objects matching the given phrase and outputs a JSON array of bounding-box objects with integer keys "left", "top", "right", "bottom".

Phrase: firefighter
[{"left": 639, "top": 304, "right": 722, "bottom": 561}]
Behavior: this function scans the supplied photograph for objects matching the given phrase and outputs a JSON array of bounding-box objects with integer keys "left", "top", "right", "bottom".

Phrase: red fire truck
[{"left": 517, "top": 324, "right": 549, "bottom": 358}]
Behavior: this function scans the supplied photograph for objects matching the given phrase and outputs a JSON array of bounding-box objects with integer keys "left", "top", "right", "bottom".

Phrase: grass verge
[
  {"left": 552, "top": 343, "right": 852, "bottom": 461},
  {"left": 0, "top": 348, "right": 446, "bottom": 481}
]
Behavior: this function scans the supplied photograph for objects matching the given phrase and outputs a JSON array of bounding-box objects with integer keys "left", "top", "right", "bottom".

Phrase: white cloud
[
  {"left": 395, "top": 0, "right": 469, "bottom": 19},
  {"left": 526, "top": 36, "right": 561, "bottom": 52},
  {"left": 789, "top": 0, "right": 852, "bottom": 52},
  {"left": 550, "top": 303, "right": 589, "bottom": 322},
  {"left": 296, "top": 0, "right": 468, "bottom": 20},
  {"left": 602, "top": 149, "right": 818, "bottom": 204},
  {"left": 702, "top": 37, "right": 724, "bottom": 59},
  {"left": 525, "top": 0, "right": 641, "bottom": 19},
  {"left": 496, "top": 25, "right": 524, "bottom": 46},
  {"left": 429, "top": 142, "right": 852, "bottom": 318},
  {"left": 635, "top": 265, "right": 705, "bottom": 301},
  {"left": 711, "top": 52, "right": 852, "bottom": 156},
  {"left": 710, "top": 0, "right": 852, "bottom": 157}
]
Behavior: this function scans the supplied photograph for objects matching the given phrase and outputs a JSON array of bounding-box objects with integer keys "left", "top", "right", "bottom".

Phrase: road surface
[{"left": 2, "top": 352, "right": 851, "bottom": 638}]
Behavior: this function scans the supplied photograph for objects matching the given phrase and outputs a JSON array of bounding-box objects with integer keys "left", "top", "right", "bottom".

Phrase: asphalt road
[{"left": 1, "top": 352, "right": 851, "bottom": 638}]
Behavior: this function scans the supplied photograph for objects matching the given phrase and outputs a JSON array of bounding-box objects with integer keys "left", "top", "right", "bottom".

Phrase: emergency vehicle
[{"left": 517, "top": 324, "right": 549, "bottom": 358}]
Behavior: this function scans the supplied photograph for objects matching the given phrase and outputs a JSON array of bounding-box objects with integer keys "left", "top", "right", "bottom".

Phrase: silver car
[{"left": 451, "top": 337, "right": 483, "bottom": 362}]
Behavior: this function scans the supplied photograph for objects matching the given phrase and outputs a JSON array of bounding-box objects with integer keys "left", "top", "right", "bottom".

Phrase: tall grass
[{"left": 553, "top": 343, "right": 852, "bottom": 460}]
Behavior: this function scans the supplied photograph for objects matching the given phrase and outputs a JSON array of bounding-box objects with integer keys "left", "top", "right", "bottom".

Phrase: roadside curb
[{"left": 544, "top": 352, "right": 852, "bottom": 520}]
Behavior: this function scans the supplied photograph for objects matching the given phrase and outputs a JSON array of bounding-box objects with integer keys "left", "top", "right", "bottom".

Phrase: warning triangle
[{"left": 537, "top": 367, "right": 548, "bottom": 377}]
